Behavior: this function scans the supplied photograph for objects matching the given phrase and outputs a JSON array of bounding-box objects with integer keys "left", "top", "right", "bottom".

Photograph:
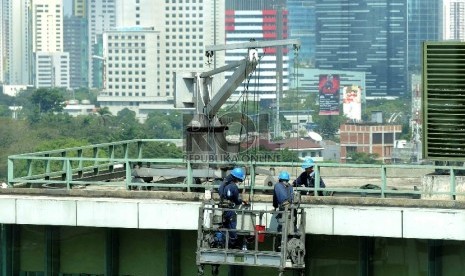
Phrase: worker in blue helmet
[
  {"left": 293, "top": 158, "right": 326, "bottom": 196},
  {"left": 273, "top": 171, "right": 294, "bottom": 235},
  {"left": 217, "top": 167, "right": 247, "bottom": 249}
]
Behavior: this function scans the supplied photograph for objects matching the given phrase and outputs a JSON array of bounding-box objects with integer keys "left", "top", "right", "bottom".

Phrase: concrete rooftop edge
[{"left": 1, "top": 188, "right": 464, "bottom": 210}]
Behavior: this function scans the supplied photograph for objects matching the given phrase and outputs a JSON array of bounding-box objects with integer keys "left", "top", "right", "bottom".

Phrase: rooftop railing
[{"left": 7, "top": 139, "right": 465, "bottom": 200}]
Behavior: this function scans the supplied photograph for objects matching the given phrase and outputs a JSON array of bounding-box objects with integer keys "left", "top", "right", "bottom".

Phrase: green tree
[
  {"left": 313, "top": 114, "right": 346, "bottom": 140},
  {"left": 30, "top": 88, "right": 66, "bottom": 113},
  {"left": 116, "top": 108, "right": 147, "bottom": 140},
  {"left": 141, "top": 142, "right": 183, "bottom": 158},
  {"left": 347, "top": 152, "right": 381, "bottom": 164},
  {"left": 70, "top": 87, "right": 98, "bottom": 104},
  {"left": 0, "top": 105, "right": 11, "bottom": 118},
  {"left": 97, "top": 106, "right": 113, "bottom": 126},
  {"left": 144, "top": 111, "right": 182, "bottom": 139}
]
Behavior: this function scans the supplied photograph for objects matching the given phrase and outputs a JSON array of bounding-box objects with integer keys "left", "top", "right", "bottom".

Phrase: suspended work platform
[{"left": 196, "top": 201, "right": 306, "bottom": 276}]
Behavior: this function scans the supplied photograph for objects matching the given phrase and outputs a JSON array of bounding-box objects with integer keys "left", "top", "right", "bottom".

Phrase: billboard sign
[
  {"left": 342, "top": 85, "right": 362, "bottom": 121},
  {"left": 318, "top": 74, "right": 340, "bottom": 115}
]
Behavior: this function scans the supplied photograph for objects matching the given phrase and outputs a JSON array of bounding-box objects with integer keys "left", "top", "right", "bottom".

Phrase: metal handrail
[{"left": 7, "top": 139, "right": 465, "bottom": 200}]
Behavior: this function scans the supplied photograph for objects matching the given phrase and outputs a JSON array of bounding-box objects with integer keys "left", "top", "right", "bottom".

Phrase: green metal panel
[
  {"left": 45, "top": 226, "right": 59, "bottom": 276},
  {"left": 1, "top": 224, "right": 19, "bottom": 276},
  {"left": 166, "top": 230, "right": 180, "bottom": 276},
  {"left": 104, "top": 228, "right": 118, "bottom": 276},
  {"left": 423, "top": 42, "right": 465, "bottom": 160},
  {"left": 428, "top": 240, "right": 441, "bottom": 276}
]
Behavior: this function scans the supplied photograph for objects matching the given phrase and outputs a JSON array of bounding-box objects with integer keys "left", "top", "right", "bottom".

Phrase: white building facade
[
  {"left": 96, "top": 0, "right": 225, "bottom": 120},
  {"left": 32, "top": 0, "right": 63, "bottom": 52},
  {"left": 32, "top": 0, "right": 70, "bottom": 89},
  {"left": 98, "top": 27, "right": 159, "bottom": 117},
  {"left": 1, "top": 0, "right": 33, "bottom": 85},
  {"left": 87, "top": 0, "right": 116, "bottom": 88},
  {"left": 443, "top": 0, "right": 465, "bottom": 40},
  {"left": 35, "top": 52, "right": 70, "bottom": 88}
]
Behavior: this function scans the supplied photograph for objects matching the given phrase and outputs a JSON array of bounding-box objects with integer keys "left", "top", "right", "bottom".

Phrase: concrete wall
[{"left": 2, "top": 194, "right": 465, "bottom": 241}]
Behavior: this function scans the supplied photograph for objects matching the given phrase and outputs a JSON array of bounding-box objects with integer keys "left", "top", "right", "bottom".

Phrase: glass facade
[
  {"left": 407, "top": 0, "right": 441, "bottom": 72},
  {"left": 287, "top": 0, "right": 316, "bottom": 66},
  {"left": 315, "top": 0, "right": 407, "bottom": 98},
  {"left": 64, "top": 15, "right": 89, "bottom": 89}
]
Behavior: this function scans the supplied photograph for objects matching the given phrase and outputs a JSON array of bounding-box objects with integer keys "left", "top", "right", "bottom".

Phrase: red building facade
[{"left": 340, "top": 124, "right": 402, "bottom": 163}]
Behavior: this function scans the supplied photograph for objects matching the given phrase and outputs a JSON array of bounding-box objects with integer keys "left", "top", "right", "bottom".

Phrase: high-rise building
[
  {"left": 73, "top": 0, "right": 85, "bottom": 17},
  {"left": 1, "top": 0, "right": 33, "bottom": 85},
  {"left": 87, "top": 0, "right": 116, "bottom": 88},
  {"left": 32, "top": 0, "right": 63, "bottom": 52},
  {"left": 98, "top": 27, "right": 159, "bottom": 118},
  {"left": 114, "top": 0, "right": 225, "bottom": 99},
  {"left": 35, "top": 52, "right": 70, "bottom": 89},
  {"left": 287, "top": 0, "right": 316, "bottom": 66},
  {"left": 0, "top": 1, "right": 4, "bottom": 83},
  {"left": 443, "top": 0, "right": 465, "bottom": 40},
  {"left": 32, "top": 0, "right": 69, "bottom": 88},
  {"left": 315, "top": 0, "right": 407, "bottom": 98},
  {"left": 407, "top": 0, "right": 442, "bottom": 71},
  {"left": 64, "top": 15, "right": 88, "bottom": 88},
  {"left": 225, "top": 0, "right": 289, "bottom": 99},
  {"left": 97, "top": 0, "right": 225, "bottom": 119}
]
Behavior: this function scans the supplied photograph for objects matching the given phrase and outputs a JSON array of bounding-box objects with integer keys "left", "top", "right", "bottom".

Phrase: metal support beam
[
  {"left": 205, "top": 39, "right": 301, "bottom": 52},
  {"left": 428, "top": 240, "right": 442, "bottom": 276},
  {"left": 45, "top": 226, "right": 60, "bottom": 276},
  {"left": 359, "top": 237, "right": 373, "bottom": 276},
  {"left": 105, "top": 228, "right": 119, "bottom": 276},
  {"left": 166, "top": 230, "right": 180, "bottom": 276},
  {"left": 206, "top": 60, "right": 257, "bottom": 117},
  {"left": 200, "top": 60, "right": 244, "bottom": 78},
  {"left": 1, "top": 224, "right": 19, "bottom": 276}
]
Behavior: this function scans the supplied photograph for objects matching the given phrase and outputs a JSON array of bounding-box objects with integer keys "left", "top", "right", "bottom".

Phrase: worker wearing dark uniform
[
  {"left": 218, "top": 167, "right": 246, "bottom": 248},
  {"left": 293, "top": 158, "right": 325, "bottom": 196},
  {"left": 273, "top": 171, "right": 294, "bottom": 233}
]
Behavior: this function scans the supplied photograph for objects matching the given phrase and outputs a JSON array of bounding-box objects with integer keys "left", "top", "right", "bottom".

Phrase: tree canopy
[{"left": 30, "top": 88, "right": 66, "bottom": 114}]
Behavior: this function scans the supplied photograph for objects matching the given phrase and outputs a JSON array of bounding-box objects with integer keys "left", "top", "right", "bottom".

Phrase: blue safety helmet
[
  {"left": 301, "top": 158, "right": 315, "bottom": 169},
  {"left": 231, "top": 167, "right": 245, "bottom": 181},
  {"left": 278, "top": 171, "right": 290, "bottom": 181}
]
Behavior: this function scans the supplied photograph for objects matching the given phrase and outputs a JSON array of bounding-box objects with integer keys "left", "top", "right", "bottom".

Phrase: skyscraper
[
  {"left": 113, "top": 0, "right": 225, "bottom": 99},
  {"left": 1, "top": 0, "right": 32, "bottom": 85},
  {"left": 408, "top": 0, "right": 441, "bottom": 71},
  {"left": 98, "top": 27, "right": 160, "bottom": 118},
  {"left": 32, "top": 0, "right": 70, "bottom": 88},
  {"left": 95, "top": 0, "right": 224, "bottom": 119},
  {"left": 73, "top": 0, "right": 85, "bottom": 17},
  {"left": 225, "top": 0, "right": 290, "bottom": 98},
  {"left": 0, "top": 1, "right": 4, "bottom": 83},
  {"left": 35, "top": 52, "right": 70, "bottom": 88},
  {"left": 64, "top": 15, "right": 88, "bottom": 88},
  {"left": 315, "top": 0, "right": 407, "bottom": 98},
  {"left": 443, "top": 0, "right": 465, "bottom": 40},
  {"left": 32, "top": 0, "right": 63, "bottom": 52},
  {"left": 287, "top": 0, "right": 316, "bottom": 66},
  {"left": 87, "top": 0, "right": 116, "bottom": 88}
]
